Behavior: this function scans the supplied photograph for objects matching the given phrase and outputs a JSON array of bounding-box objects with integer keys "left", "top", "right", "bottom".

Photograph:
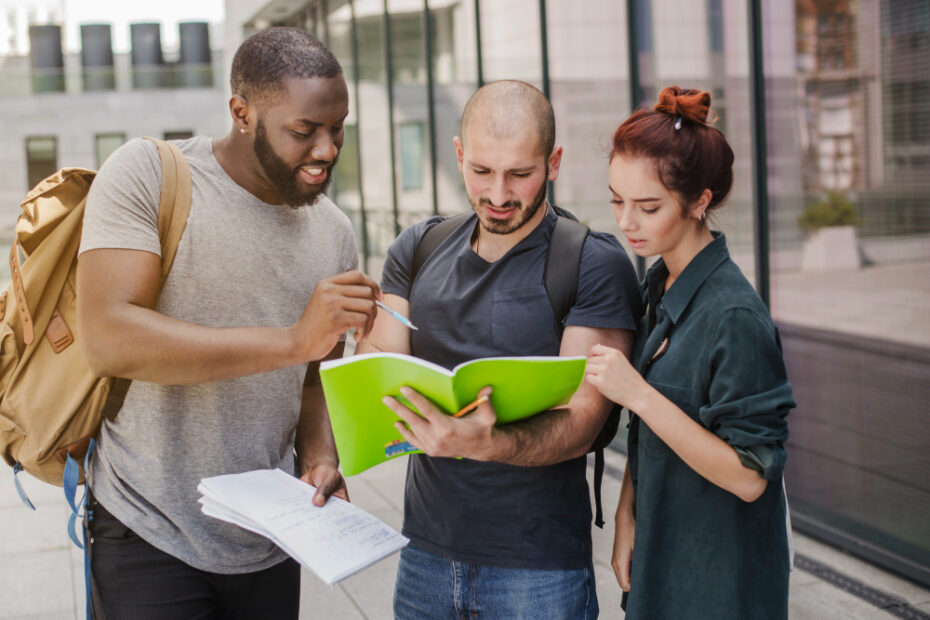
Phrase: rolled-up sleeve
[{"left": 698, "top": 307, "right": 795, "bottom": 480}]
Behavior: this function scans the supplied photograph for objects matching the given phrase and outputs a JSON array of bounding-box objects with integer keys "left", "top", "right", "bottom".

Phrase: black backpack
[{"left": 410, "top": 206, "right": 621, "bottom": 528}]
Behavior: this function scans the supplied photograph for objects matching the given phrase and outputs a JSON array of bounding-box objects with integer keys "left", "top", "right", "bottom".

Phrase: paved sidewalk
[{"left": 3, "top": 451, "right": 929, "bottom": 619}]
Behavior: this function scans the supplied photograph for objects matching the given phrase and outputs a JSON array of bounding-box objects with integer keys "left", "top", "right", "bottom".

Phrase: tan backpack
[{"left": 0, "top": 137, "right": 191, "bottom": 499}]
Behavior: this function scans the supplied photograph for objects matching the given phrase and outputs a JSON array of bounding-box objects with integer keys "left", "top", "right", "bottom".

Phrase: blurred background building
[
  {"left": 2, "top": 0, "right": 928, "bottom": 591},
  {"left": 0, "top": 0, "right": 228, "bottom": 214}
]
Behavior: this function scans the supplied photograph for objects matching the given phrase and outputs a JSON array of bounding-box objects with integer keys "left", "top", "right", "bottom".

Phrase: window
[
  {"left": 356, "top": 6, "right": 385, "bottom": 82},
  {"left": 707, "top": 0, "right": 724, "bottom": 53},
  {"left": 25, "top": 136, "right": 57, "bottom": 188},
  {"left": 334, "top": 124, "right": 360, "bottom": 199},
  {"left": 887, "top": 81, "right": 930, "bottom": 145},
  {"left": 164, "top": 130, "right": 194, "bottom": 141},
  {"left": 816, "top": 11, "right": 854, "bottom": 70},
  {"left": 390, "top": 10, "right": 426, "bottom": 84},
  {"left": 398, "top": 122, "right": 424, "bottom": 191},
  {"left": 636, "top": 0, "right": 654, "bottom": 53},
  {"left": 95, "top": 133, "right": 125, "bottom": 167}
]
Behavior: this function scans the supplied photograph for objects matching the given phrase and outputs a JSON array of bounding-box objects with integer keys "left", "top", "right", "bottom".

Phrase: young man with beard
[
  {"left": 360, "top": 80, "right": 642, "bottom": 618},
  {"left": 75, "top": 28, "right": 378, "bottom": 618}
]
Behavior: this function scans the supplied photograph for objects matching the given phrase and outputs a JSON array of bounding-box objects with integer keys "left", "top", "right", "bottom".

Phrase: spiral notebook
[{"left": 198, "top": 468, "right": 408, "bottom": 586}]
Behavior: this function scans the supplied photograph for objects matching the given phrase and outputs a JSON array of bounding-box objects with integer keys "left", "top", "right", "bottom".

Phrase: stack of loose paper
[{"left": 198, "top": 468, "right": 408, "bottom": 586}]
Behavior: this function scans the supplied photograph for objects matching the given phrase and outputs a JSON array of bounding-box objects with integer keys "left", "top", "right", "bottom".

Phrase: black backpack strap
[
  {"left": 547, "top": 206, "right": 616, "bottom": 528},
  {"left": 411, "top": 213, "right": 471, "bottom": 283},
  {"left": 544, "top": 210, "right": 589, "bottom": 328},
  {"left": 594, "top": 448, "right": 606, "bottom": 528},
  {"left": 413, "top": 208, "right": 589, "bottom": 317}
]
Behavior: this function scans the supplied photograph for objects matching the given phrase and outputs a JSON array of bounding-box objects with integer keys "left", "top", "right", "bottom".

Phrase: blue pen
[{"left": 375, "top": 299, "right": 419, "bottom": 330}]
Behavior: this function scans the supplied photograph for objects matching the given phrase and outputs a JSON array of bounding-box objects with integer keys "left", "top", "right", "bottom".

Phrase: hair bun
[{"left": 654, "top": 86, "right": 712, "bottom": 125}]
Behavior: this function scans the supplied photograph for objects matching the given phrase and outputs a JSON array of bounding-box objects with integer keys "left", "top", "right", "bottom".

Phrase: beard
[
  {"left": 471, "top": 168, "right": 548, "bottom": 235},
  {"left": 253, "top": 120, "right": 337, "bottom": 208}
]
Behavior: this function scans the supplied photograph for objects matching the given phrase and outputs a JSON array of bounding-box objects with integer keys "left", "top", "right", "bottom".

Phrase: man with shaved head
[{"left": 361, "top": 80, "right": 641, "bottom": 617}]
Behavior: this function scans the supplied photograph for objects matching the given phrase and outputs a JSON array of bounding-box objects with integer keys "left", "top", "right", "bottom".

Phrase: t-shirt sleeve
[
  {"left": 343, "top": 241, "right": 360, "bottom": 272},
  {"left": 564, "top": 230, "right": 642, "bottom": 331},
  {"left": 79, "top": 138, "right": 163, "bottom": 257},
  {"left": 698, "top": 307, "right": 795, "bottom": 480},
  {"left": 380, "top": 216, "right": 445, "bottom": 300},
  {"left": 337, "top": 222, "right": 360, "bottom": 343},
  {"left": 338, "top": 215, "right": 360, "bottom": 274}
]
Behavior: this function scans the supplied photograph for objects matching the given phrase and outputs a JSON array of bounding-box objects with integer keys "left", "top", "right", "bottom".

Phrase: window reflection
[
  {"left": 429, "top": 0, "right": 478, "bottom": 216},
  {"left": 324, "top": 0, "right": 364, "bottom": 250},
  {"left": 349, "top": 0, "right": 396, "bottom": 272},
  {"left": 390, "top": 5, "right": 426, "bottom": 85},
  {"left": 399, "top": 122, "right": 425, "bottom": 191},
  {"left": 477, "top": 0, "right": 542, "bottom": 88},
  {"left": 546, "top": 0, "right": 628, "bottom": 234},
  {"left": 388, "top": 0, "right": 433, "bottom": 229},
  {"left": 771, "top": 0, "right": 930, "bottom": 582}
]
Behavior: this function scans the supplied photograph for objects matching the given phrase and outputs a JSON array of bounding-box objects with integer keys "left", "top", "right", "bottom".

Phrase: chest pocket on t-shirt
[{"left": 491, "top": 286, "right": 561, "bottom": 356}]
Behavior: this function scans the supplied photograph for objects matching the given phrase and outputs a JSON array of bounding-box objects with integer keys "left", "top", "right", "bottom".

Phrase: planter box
[{"left": 801, "top": 225, "right": 861, "bottom": 272}]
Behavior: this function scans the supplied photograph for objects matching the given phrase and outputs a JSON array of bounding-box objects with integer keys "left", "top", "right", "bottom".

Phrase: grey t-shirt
[{"left": 79, "top": 136, "right": 358, "bottom": 573}]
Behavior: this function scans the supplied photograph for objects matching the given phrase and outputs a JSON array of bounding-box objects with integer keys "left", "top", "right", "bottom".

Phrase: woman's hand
[
  {"left": 612, "top": 505, "right": 635, "bottom": 591},
  {"left": 586, "top": 343, "right": 649, "bottom": 410}
]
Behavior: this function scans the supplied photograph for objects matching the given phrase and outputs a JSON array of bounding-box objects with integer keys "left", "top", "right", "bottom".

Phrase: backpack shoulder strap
[
  {"left": 411, "top": 213, "right": 470, "bottom": 282},
  {"left": 411, "top": 208, "right": 589, "bottom": 324},
  {"left": 544, "top": 209, "right": 589, "bottom": 326},
  {"left": 144, "top": 137, "right": 192, "bottom": 287},
  {"left": 546, "top": 208, "right": 616, "bottom": 528},
  {"left": 102, "top": 138, "right": 191, "bottom": 422}
]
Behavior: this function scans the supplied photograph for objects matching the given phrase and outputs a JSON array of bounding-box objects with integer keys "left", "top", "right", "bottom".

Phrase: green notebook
[{"left": 319, "top": 353, "right": 587, "bottom": 476}]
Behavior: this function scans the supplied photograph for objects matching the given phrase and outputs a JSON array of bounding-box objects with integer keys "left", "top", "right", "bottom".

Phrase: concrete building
[{"left": 1, "top": 17, "right": 228, "bottom": 228}]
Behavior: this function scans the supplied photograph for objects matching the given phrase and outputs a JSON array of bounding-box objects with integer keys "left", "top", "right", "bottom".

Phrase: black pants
[{"left": 86, "top": 496, "right": 300, "bottom": 620}]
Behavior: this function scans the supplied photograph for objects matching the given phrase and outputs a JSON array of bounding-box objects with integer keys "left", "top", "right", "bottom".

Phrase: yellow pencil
[{"left": 453, "top": 394, "right": 489, "bottom": 418}]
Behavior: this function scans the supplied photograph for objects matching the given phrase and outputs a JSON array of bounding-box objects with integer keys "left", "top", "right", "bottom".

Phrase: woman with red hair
[{"left": 586, "top": 87, "right": 794, "bottom": 619}]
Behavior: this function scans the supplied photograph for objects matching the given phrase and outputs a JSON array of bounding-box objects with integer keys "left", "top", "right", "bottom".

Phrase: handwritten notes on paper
[{"left": 198, "top": 468, "right": 408, "bottom": 585}]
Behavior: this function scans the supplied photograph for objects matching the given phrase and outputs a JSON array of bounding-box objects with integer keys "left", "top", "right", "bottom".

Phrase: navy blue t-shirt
[{"left": 381, "top": 206, "right": 641, "bottom": 569}]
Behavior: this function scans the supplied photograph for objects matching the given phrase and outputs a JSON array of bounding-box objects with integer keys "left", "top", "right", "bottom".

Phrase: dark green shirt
[{"left": 623, "top": 233, "right": 795, "bottom": 620}]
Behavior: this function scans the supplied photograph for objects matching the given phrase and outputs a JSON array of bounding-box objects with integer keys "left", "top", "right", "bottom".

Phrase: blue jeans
[{"left": 393, "top": 545, "right": 598, "bottom": 620}]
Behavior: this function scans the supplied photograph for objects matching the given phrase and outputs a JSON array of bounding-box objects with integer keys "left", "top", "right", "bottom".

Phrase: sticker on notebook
[{"left": 385, "top": 439, "right": 418, "bottom": 458}]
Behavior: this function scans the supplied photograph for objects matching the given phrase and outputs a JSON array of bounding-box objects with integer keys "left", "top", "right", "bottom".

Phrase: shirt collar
[{"left": 645, "top": 231, "right": 730, "bottom": 325}]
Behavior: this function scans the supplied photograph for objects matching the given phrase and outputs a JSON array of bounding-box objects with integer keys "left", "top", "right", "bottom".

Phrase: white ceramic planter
[{"left": 801, "top": 225, "right": 861, "bottom": 272}]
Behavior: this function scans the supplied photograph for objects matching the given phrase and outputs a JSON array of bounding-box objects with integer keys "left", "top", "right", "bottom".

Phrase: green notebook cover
[{"left": 320, "top": 353, "right": 587, "bottom": 476}]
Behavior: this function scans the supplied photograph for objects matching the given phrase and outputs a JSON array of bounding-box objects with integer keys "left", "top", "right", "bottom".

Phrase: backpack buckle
[{"left": 46, "top": 309, "right": 74, "bottom": 353}]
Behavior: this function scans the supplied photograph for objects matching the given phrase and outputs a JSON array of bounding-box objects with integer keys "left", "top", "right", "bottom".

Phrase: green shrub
[{"left": 798, "top": 191, "right": 861, "bottom": 232}]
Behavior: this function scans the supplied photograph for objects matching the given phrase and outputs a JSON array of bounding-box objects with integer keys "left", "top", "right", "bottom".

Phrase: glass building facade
[{"left": 238, "top": 0, "right": 930, "bottom": 586}]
